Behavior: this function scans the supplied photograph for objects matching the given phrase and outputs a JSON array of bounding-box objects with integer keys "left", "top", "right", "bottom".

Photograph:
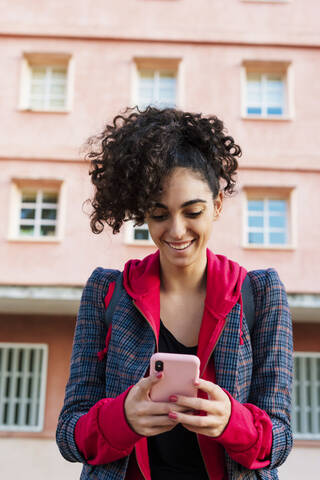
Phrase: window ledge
[
  {"left": 293, "top": 439, "right": 320, "bottom": 448},
  {"left": 242, "top": 0, "right": 291, "bottom": 3},
  {"left": 242, "top": 244, "right": 296, "bottom": 251},
  {"left": 7, "top": 236, "right": 62, "bottom": 244},
  {"left": 19, "top": 108, "right": 70, "bottom": 114},
  {"left": 124, "top": 240, "right": 155, "bottom": 247},
  {"left": 241, "top": 115, "right": 292, "bottom": 121}
]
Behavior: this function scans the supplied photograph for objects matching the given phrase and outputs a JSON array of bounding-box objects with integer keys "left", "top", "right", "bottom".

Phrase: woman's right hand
[{"left": 124, "top": 373, "right": 179, "bottom": 437}]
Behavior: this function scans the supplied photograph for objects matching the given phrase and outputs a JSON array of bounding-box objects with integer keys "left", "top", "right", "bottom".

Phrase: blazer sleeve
[
  {"left": 55, "top": 267, "right": 142, "bottom": 466},
  {"left": 244, "top": 268, "right": 293, "bottom": 469},
  {"left": 214, "top": 268, "right": 293, "bottom": 470}
]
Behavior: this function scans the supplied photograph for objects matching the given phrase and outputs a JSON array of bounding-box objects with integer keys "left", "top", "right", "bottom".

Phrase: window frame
[
  {"left": 242, "top": 187, "right": 297, "bottom": 250},
  {"left": 19, "top": 52, "right": 74, "bottom": 113},
  {"left": 0, "top": 343, "right": 48, "bottom": 433},
  {"left": 293, "top": 352, "right": 320, "bottom": 440},
  {"left": 8, "top": 178, "right": 66, "bottom": 243},
  {"left": 241, "top": 60, "right": 293, "bottom": 120},
  {"left": 124, "top": 221, "right": 155, "bottom": 246}
]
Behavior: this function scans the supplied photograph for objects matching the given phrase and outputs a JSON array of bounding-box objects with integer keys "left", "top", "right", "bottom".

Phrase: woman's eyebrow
[{"left": 153, "top": 199, "right": 207, "bottom": 209}]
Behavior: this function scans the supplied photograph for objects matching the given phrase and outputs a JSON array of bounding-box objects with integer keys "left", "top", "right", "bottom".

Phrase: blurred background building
[{"left": 0, "top": 1, "right": 319, "bottom": 478}]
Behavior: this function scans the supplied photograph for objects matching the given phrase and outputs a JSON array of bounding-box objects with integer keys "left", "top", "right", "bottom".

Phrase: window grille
[
  {"left": 29, "top": 65, "right": 67, "bottom": 111},
  {"left": 138, "top": 69, "right": 176, "bottom": 110},
  {"left": 0, "top": 344, "right": 48, "bottom": 431},
  {"left": 246, "top": 72, "right": 285, "bottom": 117},
  {"left": 246, "top": 198, "right": 288, "bottom": 245},
  {"left": 293, "top": 353, "right": 320, "bottom": 439},
  {"left": 19, "top": 188, "right": 59, "bottom": 238}
]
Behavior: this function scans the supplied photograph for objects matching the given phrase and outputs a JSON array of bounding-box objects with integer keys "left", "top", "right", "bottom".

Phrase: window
[
  {"left": 124, "top": 221, "right": 154, "bottom": 245},
  {"left": 241, "top": 61, "right": 292, "bottom": 119},
  {"left": 19, "top": 53, "right": 73, "bottom": 112},
  {"left": 293, "top": 353, "right": 320, "bottom": 439},
  {"left": 0, "top": 343, "right": 48, "bottom": 432},
  {"left": 133, "top": 58, "right": 180, "bottom": 110},
  {"left": 243, "top": 188, "right": 296, "bottom": 248},
  {"left": 246, "top": 73, "right": 285, "bottom": 116},
  {"left": 138, "top": 70, "right": 176, "bottom": 109},
  {"left": 8, "top": 179, "right": 65, "bottom": 242},
  {"left": 247, "top": 198, "right": 288, "bottom": 245},
  {"left": 18, "top": 189, "right": 59, "bottom": 238}
]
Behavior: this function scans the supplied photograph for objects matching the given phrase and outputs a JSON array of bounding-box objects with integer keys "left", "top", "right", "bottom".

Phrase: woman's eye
[
  {"left": 150, "top": 214, "right": 167, "bottom": 221},
  {"left": 150, "top": 211, "right": 203, "bottom": 221},
  {"left": 186, "top": 211, "right": 202, "bottom": 218}
]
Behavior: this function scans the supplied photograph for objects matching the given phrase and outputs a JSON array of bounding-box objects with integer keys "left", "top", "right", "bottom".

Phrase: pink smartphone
[{"left": 149, "top": 352, "right": 200, "bottom": 402}]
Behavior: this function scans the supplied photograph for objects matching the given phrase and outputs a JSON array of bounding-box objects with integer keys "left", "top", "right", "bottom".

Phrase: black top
[{"left": 147, "top": 321, "right": 209, "bottom": 480}]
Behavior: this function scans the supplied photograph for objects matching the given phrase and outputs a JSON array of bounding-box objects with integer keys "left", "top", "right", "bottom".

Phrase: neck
[{"left": 159, "top": 251, "right": 207, "bottom": 294}]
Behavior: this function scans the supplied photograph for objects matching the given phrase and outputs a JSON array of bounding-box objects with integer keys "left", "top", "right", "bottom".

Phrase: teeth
[{"left": 167, "top": 241, "right": 193, "bottom": 250}]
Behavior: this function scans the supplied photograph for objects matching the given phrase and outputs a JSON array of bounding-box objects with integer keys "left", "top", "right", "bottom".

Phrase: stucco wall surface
[{"left": 0, "top": 0, "right": 319, "bottom": 45}]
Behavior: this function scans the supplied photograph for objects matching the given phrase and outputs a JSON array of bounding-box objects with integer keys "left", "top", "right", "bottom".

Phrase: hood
[{"left": 123, "top": 248, "right": 247, "bottom": 345}]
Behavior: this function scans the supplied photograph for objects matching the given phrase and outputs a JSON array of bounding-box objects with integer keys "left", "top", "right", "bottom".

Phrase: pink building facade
[{"left": 0, "top": 1, "right": 319, "bottom": 478}]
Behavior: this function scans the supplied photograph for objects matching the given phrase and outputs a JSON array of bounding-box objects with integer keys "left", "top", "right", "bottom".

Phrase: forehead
[{"left": 159, "top": 168, "right": 212, "bottom": 203}]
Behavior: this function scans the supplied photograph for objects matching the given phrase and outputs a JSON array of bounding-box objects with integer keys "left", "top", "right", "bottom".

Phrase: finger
[
  {"left": 143, "top": 401, "right": 191, "bottom": 415},
  {"left": 195, "top": 379, "right": 223, "bottom": 400},
  {"left": 139, "top": 415, "right": 177, "bottom": 428},
  {"left": 136, "top": 373, "right": 163, "bottom": 398},
  {"left": 173, "top": 395, "right": 212, "bottom": 413},
  {"left": 169, "top": 411, "right": 212, "bottom": 428}
]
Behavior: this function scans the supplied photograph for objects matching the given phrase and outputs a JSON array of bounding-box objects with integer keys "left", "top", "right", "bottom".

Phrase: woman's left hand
[{"left": 168, "top": 379, "right": 231, "bottom": 437}]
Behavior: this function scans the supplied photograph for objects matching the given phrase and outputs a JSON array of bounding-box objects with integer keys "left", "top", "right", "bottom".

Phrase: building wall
[
  {"left": 0, "top": 0, "right": 319, "bottom": 45},
  {"left": 1, "top": 1, "right": 319, "bottom": 478},
  {"left": 1, "top": 156, "right": 320, "bottom": 293},
  {"left": 0, "top": 314, "right": 75, "bottom": 437},
  {"left": 1, "top": 38, "right": 320, "bottom": 168}
]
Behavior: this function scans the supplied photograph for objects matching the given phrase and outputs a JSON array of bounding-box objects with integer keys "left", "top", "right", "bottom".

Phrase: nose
[{"left": 168, "top": 215, "right": 186, "bottom": 240}]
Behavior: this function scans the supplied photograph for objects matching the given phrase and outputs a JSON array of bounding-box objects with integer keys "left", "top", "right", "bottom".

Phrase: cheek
[{"left": 147, "top": 224, "right": 163, "bottom": 241}]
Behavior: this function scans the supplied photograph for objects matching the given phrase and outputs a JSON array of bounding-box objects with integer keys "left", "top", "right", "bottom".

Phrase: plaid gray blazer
[{"left": 56, "top": 267, "right": 293, "bottom": 479}]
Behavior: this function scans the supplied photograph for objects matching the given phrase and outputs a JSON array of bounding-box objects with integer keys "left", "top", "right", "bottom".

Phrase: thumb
[
  {"left": 136, "top": 372, "right": 163, "bottom": 398},
  {"left": 196, "top": 378, "right": 226, "bottom": 401}
]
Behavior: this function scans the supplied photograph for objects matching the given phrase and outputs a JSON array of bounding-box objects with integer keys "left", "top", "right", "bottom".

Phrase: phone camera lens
[{"left": 155, "top": 360, "right": 163, "bottom": 372}]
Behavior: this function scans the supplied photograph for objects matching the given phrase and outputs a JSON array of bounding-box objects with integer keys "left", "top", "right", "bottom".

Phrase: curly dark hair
[{"left": 84, "top": 106, "right": 242, "bottom": 234}]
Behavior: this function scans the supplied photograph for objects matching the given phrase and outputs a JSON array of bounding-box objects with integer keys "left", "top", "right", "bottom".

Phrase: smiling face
[{"left": 145, "top": 167, "right": 223, "bottom": 272}]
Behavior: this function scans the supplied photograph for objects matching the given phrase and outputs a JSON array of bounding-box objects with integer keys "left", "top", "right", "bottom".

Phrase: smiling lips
[{"left": 165, "top": 239, "right": 196, "bottom": 251}]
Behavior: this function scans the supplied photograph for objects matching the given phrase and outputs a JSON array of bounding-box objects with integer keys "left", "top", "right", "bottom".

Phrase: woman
[{"left": 56, "top": 107, "right": 293, "bottom": 479}]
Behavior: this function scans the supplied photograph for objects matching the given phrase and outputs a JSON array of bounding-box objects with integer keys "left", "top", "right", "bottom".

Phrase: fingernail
[
  {"left": 168, "top": 411, "right": 178, "bottom": 420},
  {"left": 169, "top": 395, "right": 177, "bottom": 402},
  {"left": 156, "top": 372, "right": 163, "bottom": 379},
  {"left": 194, "top": 379, "right": 200, "bottom": 386}
]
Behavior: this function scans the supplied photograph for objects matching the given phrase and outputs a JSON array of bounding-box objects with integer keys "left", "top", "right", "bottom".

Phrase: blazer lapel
[{"left": 213, "top": 302, "right": 241, "bottom": 397}]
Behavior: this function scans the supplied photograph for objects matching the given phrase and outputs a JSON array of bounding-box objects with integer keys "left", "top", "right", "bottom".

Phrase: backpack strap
[
  {"left": 241, "top": 273, "right": 256, "bottom": 335},
  {"left": 104, "top": 271, "right": 124, "bottom": 329},
  {"left": 104, "top": 271, "right": 256, "bottom": 335}
]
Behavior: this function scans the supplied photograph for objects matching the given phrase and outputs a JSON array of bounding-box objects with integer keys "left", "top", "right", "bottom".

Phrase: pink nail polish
[
  {"left": 169, "top": 395, "right": 177, "bottom": 402},
  {"left": 168, "top": 411, "right": 177, "bottom": 420},
  {"left": 156, "top": 372, "right": 163, "bottom": 379}
]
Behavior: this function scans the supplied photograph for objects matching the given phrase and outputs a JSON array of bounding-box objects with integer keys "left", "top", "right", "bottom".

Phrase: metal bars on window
[
  {"left": 293, "top": 353, "right": 320, "bottom": 439},
  {"left": 0, "top": 344, "right": 48, "bottom": 431}
]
